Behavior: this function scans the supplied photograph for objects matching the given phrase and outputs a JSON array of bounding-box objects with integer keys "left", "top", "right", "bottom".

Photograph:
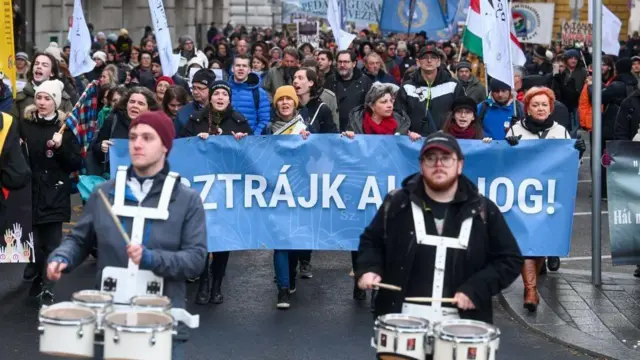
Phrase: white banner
[
  {"left": 589, "top": 1, "right": 622, "bottom": 56},
  {"left": 68, "top": 0, "right": 95, "bottom": 77},
  {"left": 327, "top": 0, "right": 356, "bottom": 50},
  {"left": 481, "top": 0, "right": 515, "bottom": 88},
  {"left": 511, "top": 3, "right": 555, "bottom": 45},
  {"left": 148, "top": 0, "right": 180, "bottom": 77}
]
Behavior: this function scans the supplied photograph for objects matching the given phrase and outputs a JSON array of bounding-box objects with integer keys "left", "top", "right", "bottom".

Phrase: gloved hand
[
  {"left": 574, "top": 138, "right": 586, "bottom": 156},
  {"left": 505, "top": 135, "right": 521, "bottom": 146}
]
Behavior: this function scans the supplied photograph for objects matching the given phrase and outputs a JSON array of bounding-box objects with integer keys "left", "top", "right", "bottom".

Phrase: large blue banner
[
  {"left": 379, "top": 0, "right": 447, "bottom": 33},
  {"left": 110, "top": 136, "right": 578, "bottom": 256}
]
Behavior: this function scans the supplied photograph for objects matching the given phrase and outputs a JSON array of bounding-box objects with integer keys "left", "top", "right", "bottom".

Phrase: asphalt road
[{"left": 0, "top": 248, "right": 596, "bottom": 360}]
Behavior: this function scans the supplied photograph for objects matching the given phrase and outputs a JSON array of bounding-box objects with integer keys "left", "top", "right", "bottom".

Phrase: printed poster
[{"left": 512, "top": 3, "right": 555, "bottom": 45}]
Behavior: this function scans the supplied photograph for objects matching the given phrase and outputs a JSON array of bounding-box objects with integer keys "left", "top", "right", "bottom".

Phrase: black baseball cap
[{"left": 420, "top": 132, "right": 464, "bottom": 160}]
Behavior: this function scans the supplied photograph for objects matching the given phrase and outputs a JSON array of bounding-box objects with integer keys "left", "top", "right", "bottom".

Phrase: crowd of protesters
[{"left": 4, "top": 19, "right": 640, "bottom": 311}]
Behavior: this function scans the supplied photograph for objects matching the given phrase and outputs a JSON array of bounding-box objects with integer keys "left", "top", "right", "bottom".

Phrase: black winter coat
[
  {"left": 92, "top": 109, "right": 132, "bottom": 164},
  {"left": 323, "top": 68, "right": 374, "bottom": 132},
  {"left": 303, "top": 97, "right": 338, "bottom": 134},
  {"left": 356, "top": 173, "right": 523, "bottom": 324},
  {"left": 0, "top": 113, "right": 31, "bottom": 228},
  {"left": 180, "top": 106, "right": 253, "bottom": 137},
  {"left": 614, "top": 90, "right": 640, "bottom": 140},
  {"left": 590, "top": 73, "right": 638, "bottom": 140},
  {"left": 395, "top": 68, "right": 464, "bottom": 132},
  {"left": 19, "top": 107, "right": 82, "bottom": 224}
]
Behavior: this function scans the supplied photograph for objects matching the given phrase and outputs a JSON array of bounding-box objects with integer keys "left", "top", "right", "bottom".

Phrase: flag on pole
[
  {"left": 148, "top": 0, "right": 180, "bottom": 76},
  {"left": 480, "top": 0, "right": 514, "bottom": 88},
  {"left": 328, "top": 0, "right": 356, "bottom": 50},
  {"left": 379, "top": 0, "right": 448, "bottom": 33},
  {"left": 588, "top": 1, "right": 621, "bottom": 56},
  {"left": 68, "top": 0, "right": 95, "bottom": 77},
  {"left": 462, "top": 0, "right": 526, "bottom": 66}
]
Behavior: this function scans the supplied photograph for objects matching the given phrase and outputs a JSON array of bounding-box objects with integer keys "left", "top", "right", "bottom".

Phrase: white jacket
[{"left": 508, "top": 120, "right": 570, "bottom": 139}]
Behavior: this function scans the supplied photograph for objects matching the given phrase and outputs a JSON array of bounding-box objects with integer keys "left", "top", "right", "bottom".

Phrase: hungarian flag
[{"left": 462, "top": 0, "right": 527, "bottom": 66}]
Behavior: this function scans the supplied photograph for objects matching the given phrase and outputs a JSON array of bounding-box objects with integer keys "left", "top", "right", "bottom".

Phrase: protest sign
[
  {"left": 110, "top": 136, "right": 578, "bottom": 256},
  {"left": 1, "top": 184, "right": 35, "bottom": 263},
  {"left": 606, "top": 141, "right": 640, "bottom": 265},
  {"left": 297, "top": 21, "right": 320, "bottom": 48},
  {"left": 511, "top": 3, "right": 555, "bottom": 45},
  {"left": 282, "top": 0, "right": 382, "bottom": 26},
  {"left": 561, "top": 20, "right": 593, "bottom": 48}
]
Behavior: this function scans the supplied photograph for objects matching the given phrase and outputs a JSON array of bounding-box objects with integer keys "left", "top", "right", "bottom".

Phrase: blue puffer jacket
[
  {"left": 478, "top": 97, "right": 524, "bottom": 140},
  {"left": 0, "top": 82, "right": 12, "bottom": 113},
  {"left": 228, "top": 72, "right": 271, "bottom": 135}
]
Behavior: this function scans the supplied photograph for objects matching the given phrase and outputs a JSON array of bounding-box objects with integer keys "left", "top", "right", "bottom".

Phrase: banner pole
[
  {"left": 591, "top": 0, "right": 603, "bottom": 287},
  {"left": 407, "top": 0, "right": 416, "bottom": 36}
]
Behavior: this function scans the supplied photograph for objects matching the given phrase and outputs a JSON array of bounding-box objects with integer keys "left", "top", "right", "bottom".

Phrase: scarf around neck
[
  {"left": 522, "top": 115, "right": 554, "bottom": 135},
  {"left": 363, "top": 111, "right": 398, "bottom": 135},
  {"left": 448, "top": 122, "right": 477, "bottom": 139}
]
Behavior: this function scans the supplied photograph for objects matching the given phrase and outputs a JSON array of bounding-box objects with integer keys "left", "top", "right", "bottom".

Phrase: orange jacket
[{"left": 578, "top": 83, "right": 592, "bottom": 130}]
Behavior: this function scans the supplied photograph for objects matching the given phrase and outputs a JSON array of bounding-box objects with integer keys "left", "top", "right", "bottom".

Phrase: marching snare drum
[
  {"left": 103, "top": 309, "right": 175, "bottom": 360},
  {"left": 38, "top": 302, "right": 97, "bottom": 358},
  {"left": 432, "top": 319, "right": 500, "bottom": 360},
  {"left": 72, "top": 290, "right": 114, "bottom": 329},
  {"left": 374, "top": 314, "right": 432, "bottom": 360},
  {"left": 131, "top": 294, "right": 172, "bottom": 312}
]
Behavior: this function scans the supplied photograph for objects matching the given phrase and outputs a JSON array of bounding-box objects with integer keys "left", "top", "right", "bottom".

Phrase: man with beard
[
  {"left": 262, "top": 46, "right": 300, "bottom": 99},
  {"left": 456, "top": 60, "right": 485, "bottom": 104},
  {"left": 357, "top": 132, "right": 523, "bottom": 325}
]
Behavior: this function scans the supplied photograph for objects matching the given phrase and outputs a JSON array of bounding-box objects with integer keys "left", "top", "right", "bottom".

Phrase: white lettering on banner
[
  {"left": 181, "top": 171, "right": 558, "bottom": 215},
  {"left": 477, "top": 177, "right": 557, "bottom": 214}
]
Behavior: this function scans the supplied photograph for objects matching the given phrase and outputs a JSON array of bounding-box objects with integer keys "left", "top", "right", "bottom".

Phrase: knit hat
[
  {"left": 564, "top": 49, "right": 580, "bottom": 60},
  {"left": 456, "top": 61, "right": 472, "bottom": 71},
  {"left": 209, "top": 80, "right": 232, "bottom": 100},
  {"left": 92, "top": 51, "right": 107, "bottom": 63},
  {"left": 192, "top": 69, "right": 216, "bottom": 87},
  {"left": 120, "top": 28, "right": 128, "bottom": 36},
  {"left": 451, "top": 96, "right": 477, "bottom": 116},
  {"left": 273, "top": 85, "right": 299, "bottom": 108},
  {"left": 616, "top": 57, "right": 632, "bottom": 74},
  {"left": 155, "top": 76, "right": 175, "bottom": 90},
  {"left": 15, "top": 52, "right": 29, "bottom": 61},
  {"left": 129, "top": 111, "right": 176, "bottom": 153},
  {"left": 152, "top": 55, "right": 161, "bottom": 65},
  {"left": 35, "top": 79, "right": 65, "bottom": 110},
  {"left": 489, "top": 78, "right": 511, "bottom": 92},
  {"left": 45, "top": 43, "right": 64, "bottom": 63}
]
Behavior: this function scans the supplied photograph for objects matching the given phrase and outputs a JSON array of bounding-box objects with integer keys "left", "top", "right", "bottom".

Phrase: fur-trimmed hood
[{"left": 23, "top": 104, "right": 68, "bottom": 124}]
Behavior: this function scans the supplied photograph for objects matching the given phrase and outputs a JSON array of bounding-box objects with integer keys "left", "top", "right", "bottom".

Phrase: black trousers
[
  {"left": 296, "top": 250, "right": 312, "bottom": 263},
  {"left": 210, "top": 251, "right": 230, "bottom": 279},
  {"left": 33, "top": 222, "right": 63, "bottom": 289}
]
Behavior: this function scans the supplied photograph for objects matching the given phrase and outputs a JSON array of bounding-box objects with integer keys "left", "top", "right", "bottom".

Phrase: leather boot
[
  {"left": 195, "top": 254, "right": 213, "bottom": 305},
  {"left": 522, "top": 259, "right": 539, "bottom": 312},
  {"left": 210, "top": 277, "right": 224, "bottom": 304}
]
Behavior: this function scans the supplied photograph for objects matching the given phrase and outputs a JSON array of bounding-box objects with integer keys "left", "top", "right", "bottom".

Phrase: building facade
[{"left": 15, "top": 0, "right": 282, "bottom": 53}]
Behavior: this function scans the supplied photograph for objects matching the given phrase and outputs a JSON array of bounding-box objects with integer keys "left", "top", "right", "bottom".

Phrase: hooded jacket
[
  {"left": 477, "top": 97, "right": 525, "bottom": 140},
  {"left": 228, "top": 72, "right": 271, "bottom": 135},
  {"left": 395, "top": 68, "right": 464, "bottom": 131},
  {"left": 356, "top": 173, "right": 523, "bottom": 323},
  {"left": 460, "top": 75, "right": 486, "bottom": 104},
  {"left": 346, "top": 105, "right": 413, "bottom": 135},
  {"left": 11, "top": 82, "right": 73, "bottom": 122},
  {"left": 19, "top": 105, "right": 83, "bottom": 224}
]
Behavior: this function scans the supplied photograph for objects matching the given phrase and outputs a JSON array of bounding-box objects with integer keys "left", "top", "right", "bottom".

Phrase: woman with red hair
[{"left": 504, "top": 86, "right": 586, "bottom": 313}]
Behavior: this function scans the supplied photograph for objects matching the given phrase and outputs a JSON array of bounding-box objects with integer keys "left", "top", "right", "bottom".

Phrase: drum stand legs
[{"left": 522, "top": 258, "right": 545, "bottom": 312}]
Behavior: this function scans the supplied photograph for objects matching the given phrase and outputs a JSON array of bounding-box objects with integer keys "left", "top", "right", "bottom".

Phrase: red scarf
[
  {"left": 363, "top": 111, "right": 398, "bottom": 135},
  {"left": 448, "top": 123, "right": 477, "bottom": 139}
]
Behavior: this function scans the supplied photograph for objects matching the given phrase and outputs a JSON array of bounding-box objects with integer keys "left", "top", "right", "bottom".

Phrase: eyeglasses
[{"left": 422, "top": 154, "right": 457, "bottom": 168}]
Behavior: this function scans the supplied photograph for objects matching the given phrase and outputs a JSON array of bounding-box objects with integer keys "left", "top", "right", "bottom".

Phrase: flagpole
[
  {"left": 407, "top": 0, "right": 417, "bottom": 36},
  {"left": 458, "top": 7, "right": 472, "bottom": 62},
  {"left": 505, "top": 2, "right": 517, "bottom": 118}
]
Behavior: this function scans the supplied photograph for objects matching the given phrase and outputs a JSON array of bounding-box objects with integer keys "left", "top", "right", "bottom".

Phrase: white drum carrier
[{"left": 39, "top": 167, "right": 200, "bottom": 359}]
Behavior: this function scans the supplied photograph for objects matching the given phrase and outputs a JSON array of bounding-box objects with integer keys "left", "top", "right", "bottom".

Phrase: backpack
[{"left": 476, "top": 100, "right": 523, "bottom": 127}]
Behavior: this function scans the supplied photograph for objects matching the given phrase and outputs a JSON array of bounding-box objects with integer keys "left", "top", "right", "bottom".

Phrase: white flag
[
  {"left": 68, "top": 0, "right": 95, "bottom": 77},
  {"left": 480, "top": 0, "right": 514, "bottom": 88},
  {"left": 327, "top": 0, "right": 356, "bottom": 51},
  {"left": 588, "top": 2, "right": 621, "bottom": 56},
  {"left": 148, "top": 0, "right": 181, "bottom": 77}
]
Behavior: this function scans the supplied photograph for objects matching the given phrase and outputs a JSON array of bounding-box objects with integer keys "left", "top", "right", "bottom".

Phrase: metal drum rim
[
  {"left": 433, "top": 319, "right": 500, "bottom": 342},
  {"left": 104, "top": 310, "right": 174, "bottom": 333},
  {"left": 39, "top": 306, "right": 97, "bottom": 326},
  {"left": 375, "top": 314, "right": 430, "bottom": 333}
]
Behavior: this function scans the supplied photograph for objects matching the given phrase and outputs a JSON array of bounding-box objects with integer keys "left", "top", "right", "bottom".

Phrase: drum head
[
  {"left": 104, "top": 310, "right": 173, "bottom": 332},
  {"left": 131, "top": 295, "right": 171, "bottom": 308},
  {"left": 435, "top": 320, "right": 499, "bottom": 343},
  {"left": 377, "top": 314, "right": 429, "bottom": 332},
  {"left": 40, "top": 306, "right": 96, "bottom": 325},
  {"left": 72, "top": 290, "right": 113, "bottom": 306}
]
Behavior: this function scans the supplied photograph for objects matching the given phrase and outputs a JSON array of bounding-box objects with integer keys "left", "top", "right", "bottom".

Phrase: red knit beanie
[
  {"left": 129, "top": 111, "right": 176, "bottom": 153},
  {"left": 155, "top": 75, "right": 175, "bottom": 91}
]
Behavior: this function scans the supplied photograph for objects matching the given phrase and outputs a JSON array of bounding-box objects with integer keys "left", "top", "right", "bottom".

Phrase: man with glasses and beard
[{"left": 356, "top": 132, "right": 522, "bottom": 325}]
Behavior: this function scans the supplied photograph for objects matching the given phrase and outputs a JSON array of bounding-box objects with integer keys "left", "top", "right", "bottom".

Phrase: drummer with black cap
[{"left": 357, "top": 132, "right": 523, "bottom": 325}]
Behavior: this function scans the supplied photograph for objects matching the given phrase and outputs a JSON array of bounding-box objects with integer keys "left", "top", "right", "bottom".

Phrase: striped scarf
[{"left": 64, "top": 80, "right": 100, "bottom": 174}]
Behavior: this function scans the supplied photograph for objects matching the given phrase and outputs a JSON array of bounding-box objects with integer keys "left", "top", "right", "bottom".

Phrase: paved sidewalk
[{"left": 500, "top": 269, "right": 640, "bottom": 360}]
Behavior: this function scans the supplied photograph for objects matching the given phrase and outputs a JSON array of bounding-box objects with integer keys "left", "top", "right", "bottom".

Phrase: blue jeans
[
  {"left": 94, "top": 339, "right": 184, "bottom": 359},
  {"left": 273, "top": 250, "right": 298, "bottom": 289}
]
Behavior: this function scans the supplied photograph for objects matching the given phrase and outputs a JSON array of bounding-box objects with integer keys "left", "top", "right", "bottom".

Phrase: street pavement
[{"left": 0, "top": 250, "right": 596, "bottom": 360}]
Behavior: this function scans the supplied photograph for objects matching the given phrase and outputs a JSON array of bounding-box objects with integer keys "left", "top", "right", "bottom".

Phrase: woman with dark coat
[
  {"left": 182, "top": 80, "right": 252, "bottom": 305},
  {"left": 442, "top": 96, "right": 489, "bottom": 140},
  {"left": 92, "top": 86, "right": 159, "bottom": 169},
  {"left": 19, "top": 79, "right": 82, "bottom": 307}
]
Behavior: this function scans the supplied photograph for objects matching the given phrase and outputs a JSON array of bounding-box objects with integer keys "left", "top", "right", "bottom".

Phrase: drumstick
[
  {"left": 97, "top": 189, "right": 131, "bottom": 244},
  {"left": 404, "top": 297, "right": 458, "bottom": 303},
  {"left": 374, "top": 283, "right": 402, "bottom": 291}
]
